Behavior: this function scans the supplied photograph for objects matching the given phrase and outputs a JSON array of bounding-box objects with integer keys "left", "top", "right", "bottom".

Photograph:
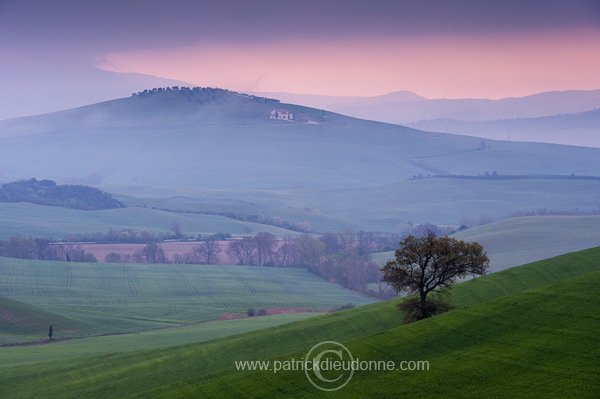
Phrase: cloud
[
  {"left": 99, "top": 28, "right": 600, "bottom": 98},
  {"left": 2, "top": 0, "right": 598, "bottom": 55}
]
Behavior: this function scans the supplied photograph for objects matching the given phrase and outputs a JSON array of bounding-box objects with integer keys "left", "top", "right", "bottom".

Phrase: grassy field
[
  {"left": 2, "top": 176, "right": 600, "bottom": 240},
  {"left": 0, "top": 257, "right": 372, "bottom": 343},
  {"left": 0, "top": 202, "right": 300, "bottom": 240},
  {"left": 109, "top": 176, "right": 600, "bottom": 231},
  {"left": 452, "top": 215, "right": 600, "bottom": 272},
  {"left": 179, "top": 269, "right": 600, "bottom": 398},
  {"left": 371, "top": 215, "right": 600, "bottom": 272},
  {"left": 0, "top": 313, "right": 317, "bottom": 369},
  {"left": 1, "top": 246, "right": 598, "bottom": 398}
]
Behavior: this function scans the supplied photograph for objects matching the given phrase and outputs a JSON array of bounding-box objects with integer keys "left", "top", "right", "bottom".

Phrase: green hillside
[
  {"left": 1, "top": 246, "right": 598, "bottom": 398},
  {"left": 0, "top": 256, "right": 371, "bottom": 343},
  {"left": 0, "top": 294, "right": 88, "bottom": 345},
  {"left": 180, "top": 269, "right": 600, "bottom": 398}
]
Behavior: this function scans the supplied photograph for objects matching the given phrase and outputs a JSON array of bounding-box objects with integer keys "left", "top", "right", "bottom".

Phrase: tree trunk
[{"left": 419, "top": 292, "right": 432, "bottom": 319}]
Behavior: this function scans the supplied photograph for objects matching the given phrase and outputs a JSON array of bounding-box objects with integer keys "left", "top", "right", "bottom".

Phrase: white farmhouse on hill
[{"left": 269, "top": 109, "right": 294, "bottom": 120}]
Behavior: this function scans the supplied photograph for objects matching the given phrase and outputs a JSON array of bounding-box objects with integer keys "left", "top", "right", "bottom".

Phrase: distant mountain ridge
[
  {"left": 326, "top": 89, "right": 600, "bottom": 122},
  {"left": 408, "top": 108, "right": 600, "bottom": 148},
  {"left": 255, "top": 89, "right": 600, "bottom": 147},
  {"left": 251, "top": 89, "right": 600, "bottom": 120}
]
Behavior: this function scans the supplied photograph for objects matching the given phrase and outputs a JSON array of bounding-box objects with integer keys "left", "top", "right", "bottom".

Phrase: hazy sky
[{"left": 2, "top": 0, "right": 600, "bottom": 98}]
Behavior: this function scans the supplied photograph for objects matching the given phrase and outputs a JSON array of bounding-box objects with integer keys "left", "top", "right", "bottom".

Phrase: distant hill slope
[
  {"left": 333, "top": 89, "right": 600, "bottom": 124},
  {"left": 452, "top": 215, "right": 600, "bottom": 272},
  {"left": 2, "top": 246, "right": 598, "bottom": 398},
  {"left": 1, "top": 87, "right": 600, "bottom": 191},
  {"left": 0, "top": 202, "right": 300, "bottom": 240},
  {"left": 372, "top": 215, "right": 600, "bottom": 272},
  {"left": 409, "top": 108, "right": 600, "bottom": 148}
]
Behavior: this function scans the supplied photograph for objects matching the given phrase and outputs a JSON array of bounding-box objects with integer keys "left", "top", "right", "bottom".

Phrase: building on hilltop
[{"left": 269, "top": 109, "right": 294, "bottom": 120}]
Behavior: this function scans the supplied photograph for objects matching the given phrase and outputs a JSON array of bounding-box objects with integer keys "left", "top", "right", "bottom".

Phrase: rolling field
[
  {"left": 372, "top": 215, "right": 600, "bottom": 272},
  {"left": 1, "top": 246, "right": 598, "bottom": 398},
  {"left": 109, "top": 176, "right": 600, "bottom": 231},
  {"left": 452, "top": 215, "right": 600, "bottom": 272},
  {"left": 0, "top": 313, "right": 317, "bottom": 369},
  {"left": 0, "top": 257, "right": 372, "bottom": 343},
  {"left": 2, "top": 176, "right": 599, "bottom": 240},
  {"left": 0, "top": 202, "right": 299, "bottom": 240},
  {"left": 178, "top": 269, "right": 600, "bottom": 398}
]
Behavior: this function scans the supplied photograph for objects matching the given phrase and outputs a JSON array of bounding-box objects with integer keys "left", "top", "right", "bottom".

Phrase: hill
[
  {"left": 330, "top": 89, "right": 600, "bottom": 124},
  {"left": 452, "top": 215, "right": 600, "bottom": 272},
  {"left": 2, "top": 87, "right": 600, "bottom": 192},
  {"left": 2, "top": 86, "right": 600, "bottom": 233},
  {"left": 180, "top": 269, "right": 600, "bottom": 398},
  {"left": 372, "top": 215, "right": 600, "bottom": 272},
  {"left": 409, "top": 108, "right": 600, "bottom": 148},
  {"left": 1, "top": 246, "right": 598, "bottom": 397}
]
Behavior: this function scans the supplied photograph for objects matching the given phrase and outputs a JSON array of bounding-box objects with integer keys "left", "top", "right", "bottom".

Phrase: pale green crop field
[
  {"left": 0, "top": 202, "right": 299, "bottom": 240},
  {"left": 0, "top": 257, "right": 372, "bottom": 342}
]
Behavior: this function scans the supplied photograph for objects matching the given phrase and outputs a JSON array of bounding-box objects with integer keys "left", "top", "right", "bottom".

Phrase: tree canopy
[
  {"left": 381, "top": 231, "right": 489, "bottom": 320},
  {"left": 0, "top": 178, "right": 123, "bottom": 210}
]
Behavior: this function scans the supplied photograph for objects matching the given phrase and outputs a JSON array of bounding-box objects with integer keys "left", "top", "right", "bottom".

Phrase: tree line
[
  {"left": 0, "top": 178, "right": 123, "bottom": 210},
  {"left": 105, "top": 230, "right": 402, "bottom": 297},
  {"left": 132, "top": 86, "right": 279, "bottom": 105},
  {"left": 0, "top": 235, "right": 97, "bottom": 262}
]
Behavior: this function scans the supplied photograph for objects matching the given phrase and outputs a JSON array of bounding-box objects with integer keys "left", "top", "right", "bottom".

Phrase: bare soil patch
[{"left": 79, "top": 241, "right": 237, "bottom": 264}]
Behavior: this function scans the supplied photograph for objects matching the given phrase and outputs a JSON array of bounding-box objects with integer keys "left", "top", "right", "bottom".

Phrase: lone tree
[
  {"left": 381, "top": 231, "right": 489, "bottom": 320},
  {"left": 48, "top": 324, "right": 53, "bottom": 341}
]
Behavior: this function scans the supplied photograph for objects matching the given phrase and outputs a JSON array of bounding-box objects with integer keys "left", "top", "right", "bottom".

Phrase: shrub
[{"left": 397, "top": 296, "right": 455, "bottom": 324}]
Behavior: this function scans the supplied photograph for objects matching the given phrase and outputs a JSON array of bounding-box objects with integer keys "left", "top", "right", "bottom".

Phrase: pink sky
[{"left": 99, "top": 28, "right": 600, "bottom": 99}]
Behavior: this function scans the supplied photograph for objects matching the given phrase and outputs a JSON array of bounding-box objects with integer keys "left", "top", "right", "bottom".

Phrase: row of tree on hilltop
[{"left": 132, "top": 86, "right": 279, "bottom": 104}]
